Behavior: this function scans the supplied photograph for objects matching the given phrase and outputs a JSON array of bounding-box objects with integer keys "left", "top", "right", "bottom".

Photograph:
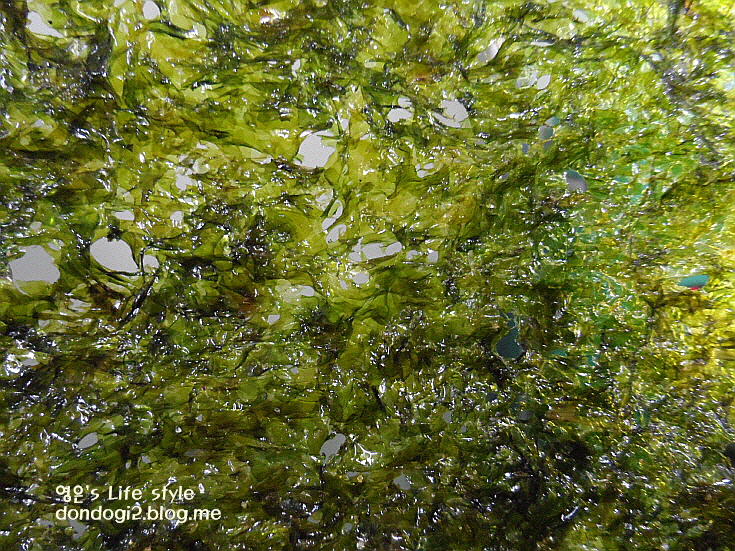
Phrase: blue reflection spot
[
  {"left": 678, "top": 274, "right": 708, "bottom": 289},
  {"left": 496, "top": 313, "right": 523, "bottom": 360}
]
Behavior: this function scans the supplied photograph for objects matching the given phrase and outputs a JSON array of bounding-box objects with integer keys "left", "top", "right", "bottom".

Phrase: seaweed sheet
[{"left": 2, "top": 0, "right": 735, "bottom": 549}]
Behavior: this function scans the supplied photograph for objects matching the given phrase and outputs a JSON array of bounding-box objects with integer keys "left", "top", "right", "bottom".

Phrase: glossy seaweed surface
[{"left": 2, "top": 1, "right": 735, "bottom": 550}]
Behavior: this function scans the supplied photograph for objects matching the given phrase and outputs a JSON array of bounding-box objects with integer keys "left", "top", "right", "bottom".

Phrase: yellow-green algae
[{"left": 2, "top": 0, "right": 735, "bottom": 549}]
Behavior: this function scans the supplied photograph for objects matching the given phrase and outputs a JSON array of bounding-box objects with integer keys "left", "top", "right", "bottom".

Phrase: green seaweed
[{"left": 2, "top": 0, "right": 735, "bottom": 550}]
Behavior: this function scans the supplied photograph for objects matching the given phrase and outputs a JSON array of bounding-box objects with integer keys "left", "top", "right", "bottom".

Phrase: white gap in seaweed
[
  {"left": 352, "top": 272, "right": 369, "bottom": 285},
  {"left": 416, "top": 162, "right": 435, "bottom": 178},
  {"left": 573, "top": 9, "right": 590, "bottom": 23},
  {"left": 142, "top": 1, "right": 161, "bottom": 20},
  {"left": 267, "top": 314, "right": 280, "bottom": 324},
  {"left": 307, "top": 512, "right": 320, "bottom": 524},
  {"left": 320, "top": 433, "right": 346, "bottom": 460},
  {"left": 142, "top": 255, "right": 159, "bottom": 270},
  {"left": 433, "top": 100, "right": 469, "bottom": 128},
  {"left": 69, "top": 299, "right": 90, "bottom": 313},
  {"left": 27, "top": 11, "right": 63, "bottom": 38},
  {"left": 536, "top": 74, "right": 552, "bottom": 90},
  {"left": 385, "top": 242, "right": 402, "bottom": 256},
  {"left": 362, "top": 243, "right": 385, "bottom": 260},
  {"left": 326, "top": 224, "right": 347, "bottom": 243},
  {"left": 77, "top": 432, "right": 98, "bottom": 449},
  {"left": 477, "top": 37, "right": 505, "bottom": 63},
  {"left": 114, "top": 210, "right": 135, "bottom": 221},
  {"left": 538, "top": 126, "right": 554, "bottom": 140},
  {"left": 170, "top": 211, "right": 184, "bottom": 226},
  {"left": 175, "top": 168, "right": 195, "bottom": 190},
  {"left": 299, "top": 285, "right": 315, "bottom": 297},
  {"left": 322, "top": 200, "right": 343, "bottom": 230},
  {"left": 315, "top": 190, "right": 333, "bottom": 209},
  {"left": 393, "top": 473, "right": 411, "bottom": 490},
  {"left": 90, "top": 238, "right": 138, "bottom": 273},
  {"left": 565, "top": 170, "right": 588, "bottom": 192},
  {"left": 349, "top": 238, "right": 364, "bottom": 262},
  {"left": 516, "top": 68, "right": 539, "bottom": 88},
  {"left": 68, "top": 518, "right": 87, "bottom": 540},
  {"left": 9, "top": 246, "right": 60, "bottom": 283},
  {"left": 296, "top": 131, "right": 335, "bottom": 169},
  {"left": 388, "top": 108, "right": 412, "bottom": 123},
  {"left": 358, "top": 241, "right": 401, "bottom": 260}
]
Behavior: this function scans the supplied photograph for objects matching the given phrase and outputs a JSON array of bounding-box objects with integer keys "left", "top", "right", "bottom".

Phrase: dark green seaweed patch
[{"left": 2, "top": 1, "right": 735, "bottom": 550}]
